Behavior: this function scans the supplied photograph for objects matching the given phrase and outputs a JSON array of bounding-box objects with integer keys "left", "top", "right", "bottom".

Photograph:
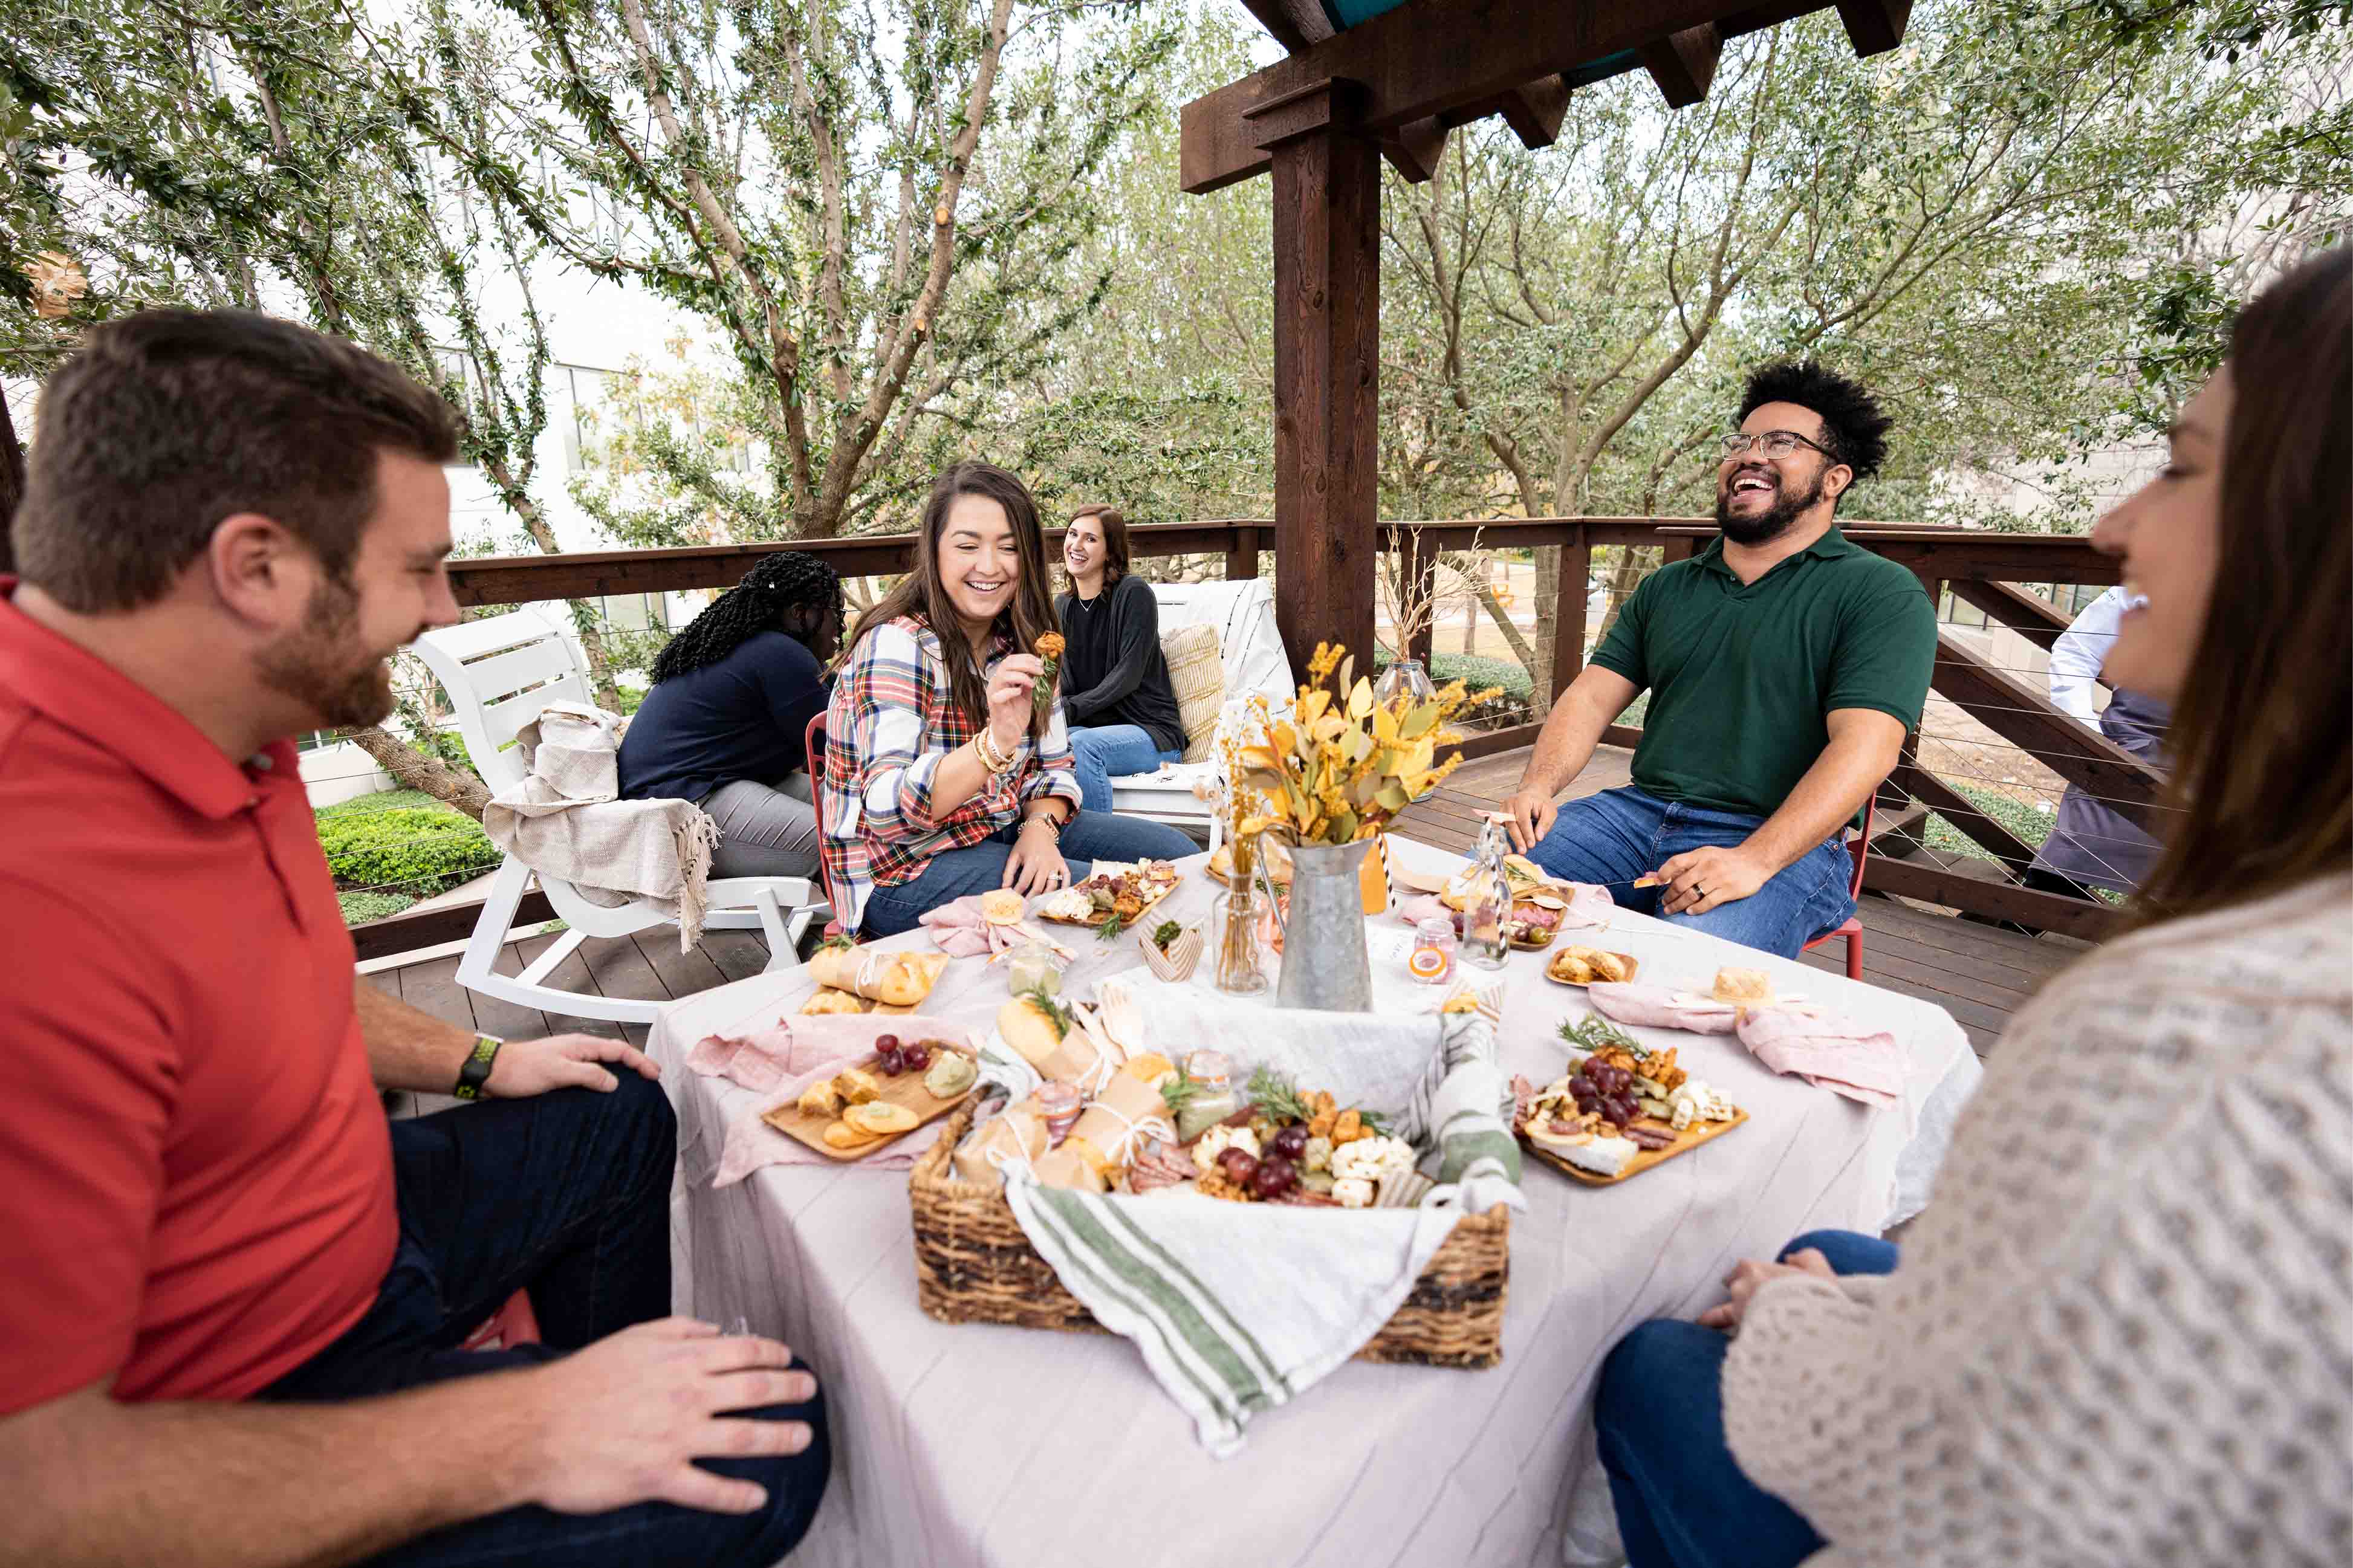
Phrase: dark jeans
[
  {"left": 262, "top": 1077, "right": 828, "bottom": 1567},
  {"left": 1595, "top": 1228, "right": 1900, "bottom": 1568},
  {"left": 1524, "top": 785, "right": 1856, "bottom": 958},
  {"left": 860, "top": 809, "right": 1200, "bottom": 936}
]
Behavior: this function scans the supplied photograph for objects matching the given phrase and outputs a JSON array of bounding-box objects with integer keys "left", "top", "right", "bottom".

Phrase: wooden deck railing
[{"left": 352, "top": 516, "right": 2129, "bottom": 958}]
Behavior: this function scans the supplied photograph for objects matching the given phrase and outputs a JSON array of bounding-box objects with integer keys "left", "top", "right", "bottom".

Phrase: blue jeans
[
  {"left": 1066, "top": 724, "right": 1185, "bottom": 813},
  {"left": 861, "top": 809, "right": 1200, "bottom": 937},
  {"left": 1596, "top": 1229, "right": 1900, "bottom": 1568},
  {"left": 1524, "top": 785, "right": 1855, "bottom": 958},
  {"left": 261, "top": 1077, "right": 828, "bottom": 1567}
]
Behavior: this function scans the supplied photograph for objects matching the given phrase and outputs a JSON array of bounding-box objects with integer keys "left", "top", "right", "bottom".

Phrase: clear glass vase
[
  {"left": 1374, "top": 656, "right": 1438, "bottom": 709},
  {"left": 1209, "top": 885, "right": 1270, "bottom": 996}
]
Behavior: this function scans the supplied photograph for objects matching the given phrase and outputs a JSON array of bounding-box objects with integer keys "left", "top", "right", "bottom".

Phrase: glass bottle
[
  {"left": 1209, "top": 884, "right": 1270, "bottom": 996},
  {"left": 1459, "top": 814, "right": 1511, "bottom": 970}
]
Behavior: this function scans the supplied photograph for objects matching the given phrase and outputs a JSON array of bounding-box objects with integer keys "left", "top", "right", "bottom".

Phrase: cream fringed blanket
[{"left": 482, "top": 703, "right": 719, "bottom": 949}]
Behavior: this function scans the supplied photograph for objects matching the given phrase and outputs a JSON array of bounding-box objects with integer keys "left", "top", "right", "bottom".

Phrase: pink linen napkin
[
  {"left": 710, "top": 1015, "right": 982, "bottom": 1187},
  {"left": 685, "top": 1019, "right": 810, "bottom": 1094},
  {"left": 1735, "top": 1004, "right": 1904, "bottom": 1109},
  {"left": 1584, "top": 981, "right": 1741, "bottom": 1035},
  {"left": 918, "top": 895, "right": 996, "bottom": 957}
]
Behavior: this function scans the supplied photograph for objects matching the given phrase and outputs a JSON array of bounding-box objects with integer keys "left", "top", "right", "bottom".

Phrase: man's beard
[
  {"left": 255, "top": 575, "right": 406, "bottom": 730},
  {"left": 1715, "top": 465, "right": 1826, "bottom": 546}
]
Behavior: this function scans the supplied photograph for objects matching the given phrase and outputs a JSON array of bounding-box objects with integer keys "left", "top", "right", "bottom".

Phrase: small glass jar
[
  {"left": 1209, "top": 886, "right": 1270, "bottom": 996},
  {"left": 1006, "top": 939, "right": 1065, "bottom": 998},
  {"left": 1409, "top": 916, "right": 1457, "bottom": 985}
]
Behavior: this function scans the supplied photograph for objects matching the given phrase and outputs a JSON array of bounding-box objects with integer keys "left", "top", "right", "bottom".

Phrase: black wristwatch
[{"left": 453, "top": 1034, "right": 504, "bottom": 1100}]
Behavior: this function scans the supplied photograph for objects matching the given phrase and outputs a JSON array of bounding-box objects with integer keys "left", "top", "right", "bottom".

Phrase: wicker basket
[{"left": 909, "top": 1102, "right": 1509, "bottom": 1367}]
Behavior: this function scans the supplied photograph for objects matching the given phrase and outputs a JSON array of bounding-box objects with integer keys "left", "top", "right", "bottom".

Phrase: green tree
[
  {"left": 1379, "top": 0, "right": 2336, "bottom": 704},
  {"left": 0, "top": 0, "right": 634, "bottom": 815},
  {"left": 400, "top": 0, "right": 1177, "bottom": 543}
]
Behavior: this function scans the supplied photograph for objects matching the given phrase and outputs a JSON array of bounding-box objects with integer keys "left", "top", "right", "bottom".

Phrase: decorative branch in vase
[{"left": 1233, "top": 643, "right": 1498, "bottom": 1011}]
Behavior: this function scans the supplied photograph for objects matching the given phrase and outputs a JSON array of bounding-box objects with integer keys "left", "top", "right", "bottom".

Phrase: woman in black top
[
  {"left": 1055, "top": 505, "right": 1187, "bottom": 812},
  {"left": 617, "top": 551, "right": 843, "bottom": 878}
]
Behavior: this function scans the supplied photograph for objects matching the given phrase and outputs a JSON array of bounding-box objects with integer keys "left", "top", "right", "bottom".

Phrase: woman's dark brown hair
[
  {"left": 1067, "top": 503, "right": 1130, "bottom": 586},
  {"left": 2127, "top": 247, "right": 2351, "bottom": 930},
  {"left": 845, "top": 462, "right": 1059, "bottom": 739}
]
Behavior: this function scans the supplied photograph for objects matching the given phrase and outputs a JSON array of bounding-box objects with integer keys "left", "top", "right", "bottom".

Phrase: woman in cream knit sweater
[{"left": 1593, "top": 249, "right": 2352, "bottom": 1567}]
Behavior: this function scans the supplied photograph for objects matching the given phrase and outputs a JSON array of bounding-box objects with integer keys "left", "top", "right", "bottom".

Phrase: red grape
[
  {"left": 1216, "top": 1148, "right": 1259, "bottom": 1185},
  {"left": 1270, "top": 1124, "right": 1310, "bottom": 1162},
  {"left": 904, "top": 1043, "right": 932, "bottom": 1072},
  {"left": 875, "top": 1034, "right": 901, "bottom": 1053},
  {"left": 877, "top": 1046, "right": 904, "bottom": 1075},
  {"left": 1250, "top": 1156, "right": 1299, "bottom": 1200}
]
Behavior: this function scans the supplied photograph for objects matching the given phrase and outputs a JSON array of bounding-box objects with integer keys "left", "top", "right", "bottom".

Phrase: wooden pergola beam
[
  {"left": 1183, "top": 0, "right": 1866, "bottom": 193},
  {"left": 1250, "top": 80, "right": 1383, "bottom": 680},
  {"left": 1640, "top": 24, "right": 1722, "bottom": 106}
]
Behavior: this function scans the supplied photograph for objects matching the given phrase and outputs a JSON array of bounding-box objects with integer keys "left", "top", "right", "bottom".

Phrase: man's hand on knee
[
  {"left": 1655, "top": 844, "right": 1774, "bottom": 916},
  {"left": 518, "top": 1318, "right": 820, "bottom": 1517},
  {"left": 486, "top": 1035, "right": 662, "bottom": 1098},
  {"left": 1501, "top": 789, "right": 1557, "bottom": 854}
]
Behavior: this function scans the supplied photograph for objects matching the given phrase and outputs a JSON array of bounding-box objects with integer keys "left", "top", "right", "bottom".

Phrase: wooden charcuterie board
[
  {"left": 763, "top": 1043, "right": 979, "bottom": 1161},
  {"left": 1037, "top": 864, "right": 1184, "bottom": 928},
  {"left": 1523, "top": 1106, "right": 1748, "bottom": 1186}
]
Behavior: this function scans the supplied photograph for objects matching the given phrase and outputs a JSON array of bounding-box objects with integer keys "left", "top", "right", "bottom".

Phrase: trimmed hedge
[{"left": 316, "top": 799, "right": 501, "bottom": 897}]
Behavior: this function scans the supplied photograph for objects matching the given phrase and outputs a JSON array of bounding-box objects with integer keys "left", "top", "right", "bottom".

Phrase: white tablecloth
[{"left": 650, "top": 838, "right": 1982, "bottom": 1567}]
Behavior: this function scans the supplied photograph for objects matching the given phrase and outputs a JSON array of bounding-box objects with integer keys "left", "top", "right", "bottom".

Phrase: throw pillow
[{"left": 1161, "top": 622, "right": 1226, "bottom": 762}]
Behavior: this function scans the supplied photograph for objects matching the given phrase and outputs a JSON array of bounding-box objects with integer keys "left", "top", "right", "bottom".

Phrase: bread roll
[{"left": 1711, "top": 967, "right": 1773, "bottom": 1006}]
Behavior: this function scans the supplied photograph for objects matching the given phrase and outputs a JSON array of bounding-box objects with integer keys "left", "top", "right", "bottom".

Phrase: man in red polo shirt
[{"left": 0, "top": 311, "right": 826, "bottom": 1567}]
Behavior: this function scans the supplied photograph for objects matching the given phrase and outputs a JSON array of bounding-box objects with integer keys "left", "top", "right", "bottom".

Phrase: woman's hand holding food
[{"left": 986, "top": 655, "right": 1042, "bottom": 755}]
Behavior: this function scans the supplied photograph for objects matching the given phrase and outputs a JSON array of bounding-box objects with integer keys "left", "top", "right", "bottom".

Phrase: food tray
[
  {"left": 762, "top": 1043, "right": 980, "bottom": 1161},
  {"left": 909, "top": 1101, "right": 1510, "bottom": 1367},
  {"left": 1524, "top": 1106, "right": 1748, "bottom": 1185},
  {"left": 1037, "top": 870, "right": 1183, "bottom": 928},
  {"left": 1542, "top": 950, "right": 1641, "bottom": 987}
]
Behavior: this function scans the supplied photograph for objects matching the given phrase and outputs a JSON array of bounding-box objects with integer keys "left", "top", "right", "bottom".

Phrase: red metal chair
[
  {"left": 805, "top": 713, "right": 850, "bottom": 940},
  {"left": 1802, "top": 794, "right": 1874, "bottom": 980}
]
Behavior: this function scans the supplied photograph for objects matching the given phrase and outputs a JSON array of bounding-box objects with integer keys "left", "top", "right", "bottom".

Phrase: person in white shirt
[{"left": 2021, "top": 583, "right": 2171, "bottom": 896}]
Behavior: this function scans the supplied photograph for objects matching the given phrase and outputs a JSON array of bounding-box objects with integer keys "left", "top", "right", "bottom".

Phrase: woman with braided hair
[{"left": 617, "top": 550, "right": 844, "bottom": 879}]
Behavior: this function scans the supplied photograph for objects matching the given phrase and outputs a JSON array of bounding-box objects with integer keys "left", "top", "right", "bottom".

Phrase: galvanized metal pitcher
[{"left": 1268, "top": 837, "right": 1375, "bottom": 1012}]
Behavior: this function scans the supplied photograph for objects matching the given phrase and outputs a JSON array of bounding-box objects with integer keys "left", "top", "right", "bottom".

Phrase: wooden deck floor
[{"left": 372, "top": 744, "right": 2088, "bottom": 1059}]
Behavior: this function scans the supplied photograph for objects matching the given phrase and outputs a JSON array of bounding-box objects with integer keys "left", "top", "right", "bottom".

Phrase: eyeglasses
[{"left": 1720, "top": 430, "right": 1834, "bottom": 462}]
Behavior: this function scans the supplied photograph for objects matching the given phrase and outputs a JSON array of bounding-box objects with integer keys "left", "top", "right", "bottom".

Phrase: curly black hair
[
  {"left": 1736, "top": 361, "right": 1892, "bottom": 482},
  {"left": 651, "top": 550, "right": 843, "bottom": 682}
]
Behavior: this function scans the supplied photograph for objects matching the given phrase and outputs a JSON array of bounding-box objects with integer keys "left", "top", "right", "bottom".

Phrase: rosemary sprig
[
  {"left": 1559, "top": 1012, "right": 1646, "bottom": 1057},
  {"left": 1247, "top": 1064, "right": 1312, "bottom": 1123},
  {"left": 1160, "top": 1065, "right": 1205, "bottom": 1115},
  {"left": 1017, "top": 985, "right": 1075, "bottom": 1038},
  {"left": 817, "top": 933, "right": 857, "bottom": 954},
  {"left": 1093, "top": 910, "right": 1129, "bottom": 941}
]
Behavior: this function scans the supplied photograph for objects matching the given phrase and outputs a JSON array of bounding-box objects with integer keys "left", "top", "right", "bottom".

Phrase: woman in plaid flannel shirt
[{"left": 822, "top": 463, "right": 1197, "bottom": 936}]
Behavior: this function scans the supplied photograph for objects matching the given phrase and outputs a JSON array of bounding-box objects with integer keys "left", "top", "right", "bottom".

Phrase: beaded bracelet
[{"left": 975, "top": 726, "right": 1017, "bottom": 775}]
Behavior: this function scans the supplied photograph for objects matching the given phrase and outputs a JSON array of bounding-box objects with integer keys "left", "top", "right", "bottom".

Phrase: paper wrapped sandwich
[
  {"left": 1059, "top": 1054, "right": 1178, "bottom": 1173},
  {"left": 953, "top": 1098, "right": 1051, "bottom": 1186},
  {"left": 807, "top": 942, "right": 949, "bottom": 1008},
  {"left": 996, "top": 989, "right": 1111, "bottom": 1089}
]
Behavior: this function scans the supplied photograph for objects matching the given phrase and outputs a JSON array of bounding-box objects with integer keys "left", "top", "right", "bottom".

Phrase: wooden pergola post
[{"left": 1248, "top": 82, "right": 1381, "bottom": 680}]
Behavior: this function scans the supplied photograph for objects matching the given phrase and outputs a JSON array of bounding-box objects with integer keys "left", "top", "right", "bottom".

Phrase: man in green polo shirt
[{"left": 1501, "top": 362, "right": 1935, "bottom": 957}]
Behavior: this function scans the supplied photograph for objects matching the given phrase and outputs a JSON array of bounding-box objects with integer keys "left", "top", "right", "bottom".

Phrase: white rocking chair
[{"left": 411, "top": 608, "right": 824, "bottom": 1025}]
